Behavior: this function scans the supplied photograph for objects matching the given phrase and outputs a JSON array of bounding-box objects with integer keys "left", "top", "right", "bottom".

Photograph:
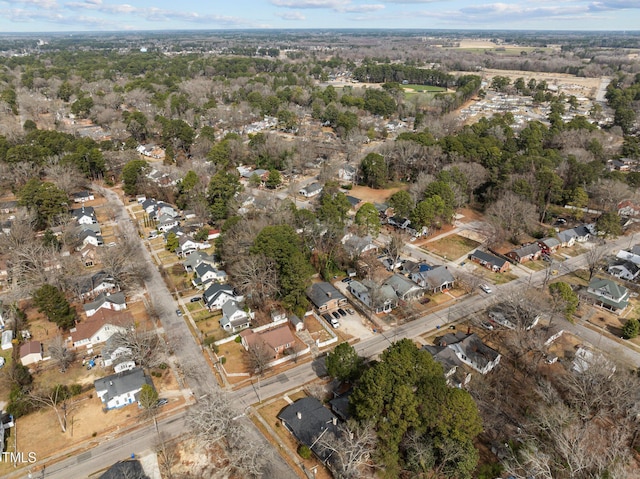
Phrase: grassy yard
[
  {"left": 425, "top": 234, "right": 480, "bottom": 261},
  {"left": 217, "top": 340, "right": 249, "bottom": 375},
  {"left": 402, "top": 84, "right": 447, "bottom": 92}
]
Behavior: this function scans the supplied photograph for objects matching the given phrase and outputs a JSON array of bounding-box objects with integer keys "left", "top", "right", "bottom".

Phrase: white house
[
  {"left": 72, "top": 206, "right": 97, "bottom": 225},
  {"left": 72, "top": 191, "right": 95, "bottom": 203},
  {"left": 410, "top": 266, "right": 455, "bottom": 293},
  {"left": 83, "top": 292, "right": 127, "bottom": 317},
  {"left": 20, "top": 341, "right": 43, "bottom": 366},
  {"left": 338, "top": 164, "right": 357, "bottom": 182},
  {"left": 78, "top": 271, "right": 119, "bottom": 300},
  {"left": 203, "top": 283, "right": 241, "bottom": 310},
  {"left": 93, "top": 368, "right": 154, "bottom": 410},
  {"left": 437, "top": 332, "right": 501, "bottom": 375},
  {"left": 299, "top": 182, "right": 323, "bottom": 198},
  {"left": 193, "top": 263, "right": 227, "bottom": 288},
  {"left": 220, "top": 301, "right": 252, "bottom": 333},
  {"left": 69, "top": 309, "right": 131, "bottom": 349},
  {"left": 349, "top": 280, "right": 398, "bottom": 313},
  {"left": 608, "top": 260, "right": 640, "bottom": 281}
]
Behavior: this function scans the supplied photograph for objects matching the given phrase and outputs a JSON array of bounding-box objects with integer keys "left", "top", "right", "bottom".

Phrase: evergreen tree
[{"left": 32, "top": 284, "right": 77, "bottom": 330}]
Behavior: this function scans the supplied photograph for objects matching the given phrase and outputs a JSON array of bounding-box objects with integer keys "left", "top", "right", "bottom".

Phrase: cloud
[
  {"left": 271, "top": 0, "right": 346, "bottom": 8},
  {"left": 276, "top": 11, "right": 307, "bottom": 20},
  {"left": 64, "top": 0, "right": 247, "bottom": 25},
  {"left": 340, "top": 3, "right": 385, "bottom": 12},
  {"left": 4, "top": 0, "right": 59, "bottom": 9},
  {"left": 459, "top": 2, "right": 589, "bottom": 20},
  {"left": 589, "top": 0, "right": 640, "bottom": 11}
]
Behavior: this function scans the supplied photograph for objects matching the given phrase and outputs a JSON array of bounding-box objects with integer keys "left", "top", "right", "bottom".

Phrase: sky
[{"left": 0, "top": 0, "right": 638, "bottom": 33}]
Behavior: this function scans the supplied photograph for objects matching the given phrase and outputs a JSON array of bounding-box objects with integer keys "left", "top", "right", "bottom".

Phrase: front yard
[{"left": 424, "top": 234, "right": 481, "bottom": 261}]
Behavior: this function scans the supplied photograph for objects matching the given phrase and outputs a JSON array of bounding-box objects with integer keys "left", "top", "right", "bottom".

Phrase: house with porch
[
  {"left": 585, "top": 277, "right": 629, "bottom": 314},
  {"left": 84, "top": 292, "right": 127, "bottom": 317},
  {"left": 608, "top": 260, "right": 640, "bottom": 281},
  {"left": 383, "top": 274, "right": 425, "bottom": 300},
  {"left": 193, "top": 263, "right": 227, "bottom": 288},
  {"left": 434, "top": 332, "right": 501, "bottom": 375},
  {"left": 69, "top": 309, "right": 132, "bottom": 349},
  {"left": 220, "top": 301, "right": 252, "bottom": 333},
  {"left": 410, "top": 266, "right": 455, "bottom": 293},
  {"left": 94, "top": 367, "right": 154, "bottom": 410},
  {"left": 203, "top": 283, "right": 241, "bottom": 310},
  {"left": 307, "top": 282, "right": 347, "bottom": 312},
  {"left": 71, "top": 206, "right": 98, "bottom": 225},
  {"left": 349, "top": 280, "right": 398, "bottom": 313},
  {"left": 183, "top": 251, "right": 218, "bottom": 272}
]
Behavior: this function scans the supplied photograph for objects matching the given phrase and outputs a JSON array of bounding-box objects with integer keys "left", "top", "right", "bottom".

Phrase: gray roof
[
  {"left": 384, "top": 274, "right": 423, "bottom": 297},
  {"left": 301, "top": 182, "right": 323, "bottom": 194},
  {"left": 540, "top": 237, "right": 560, "bottom": 248},
  {"left": 307, "top": 282, "right": 346, "bottom": 309},
  {"left": 195, "top": 262, "right": 216, "bottom": 278},
  {"left": 470, "top": 250, "right": 508, "bottom": 268},
  {"left": 345, "top": 195, "right": 361, "bottom": 207},
  {"left": 93, "top": 368, "right": 153, "bottom": 403},
  {"left": 423, "top": 344, "right": 461, "bottom": 374},
  {"left": 99, "top": 460, "right": 149, "bottom": 479},
  {"left": 78, "top": 271, "right": 115, "bottom": 295},
  {"left": 183, "top": 251, "right": 217, "bottom": 270},
  {"left": 420, "top": 266, "right": 455, "bottom": 288},
  {"left": 438, "top": 332, "right": 500, "bottom": 372},
  {"left": 277, "top": 397, "right": 339, "bottom": 461},
  {"left": 204, "top": 283, "right": 234, "bottom": 302},
  {"left": 610, "top": 260, "right": 640, "bottom": 276},
  {"left": 512, "top": 243, "right": 541, "bottom": 257},
  {"left": 83, "top": 292, "right": 126, "bottom": 312},
  {"left": 71, "top": 206, "right": 96, "bottom": 220}
]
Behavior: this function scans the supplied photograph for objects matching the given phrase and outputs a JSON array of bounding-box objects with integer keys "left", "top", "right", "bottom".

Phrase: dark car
[
  {"left": 337, "top": 308, "right": 347, "bottom": 317},
  {"left": 157, "top": 398, "right": 169, "bottom": 407},
  {"left": 341, "top": 277, "right": 352, "bottom": 283},
  {"left": 332, "top": 311, "right": 341, "bottom": 320},
  {"left": 322, "top": 313, "right": 333, "bottom": 322},
  {"left": 190, "top": 297, "right": 201, "bottom": 303}
]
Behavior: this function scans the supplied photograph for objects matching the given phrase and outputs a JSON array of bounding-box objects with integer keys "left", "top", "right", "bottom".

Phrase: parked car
[
  {"left": 346, "top": 308, "right": 355, "bottom": 315},
  {"left": 190, "top": 297, "right": 201, "bottom": 303},
  {"left": 480, "top": 284, "right": 493, "bottom": 294},
  {"left": 480, "top": 321, "right": 494, "bottom": 330},
  {"left": 341, "top": 277, "right": 352, "bottom": 283},
  {"left": 176, "top": 309, "right": 183, "bottom": 317},
  {"left": 329, "top": 316, "right": 340, "bottom": 328},
  {"left": 337, "top": 308, "right": 347, "bottom": 317},
  {"left": 157, "top": 398, "right": 169, "bottom": 407},
  {"left": 332, "top": 311, "right": 341, "bottom": 320},
  {"left": 322, "top": 313, "right": 333, "bottom": 322}
]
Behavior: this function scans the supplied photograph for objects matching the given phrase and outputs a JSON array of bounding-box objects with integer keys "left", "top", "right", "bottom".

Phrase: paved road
[{"left": 230, "top": 232, "right": 640, "bottom": 407}]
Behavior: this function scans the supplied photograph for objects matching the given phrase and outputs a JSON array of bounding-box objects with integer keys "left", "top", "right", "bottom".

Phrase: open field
[
  {"left": 426, "top": 234, "right": 480, "bottom": 260},
  {"left": 348, "top": 184, "right": 406, "bottom": 204},
  {"left": 402, "top": 84, "right": 447, "bottom": 92}
]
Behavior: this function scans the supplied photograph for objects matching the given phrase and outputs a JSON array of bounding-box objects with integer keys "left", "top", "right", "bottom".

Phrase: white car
[{"left": 480, "top": 284, "right": 493, "bottom": 294}]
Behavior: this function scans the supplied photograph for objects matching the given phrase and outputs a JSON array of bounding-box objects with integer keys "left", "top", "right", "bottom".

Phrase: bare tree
[
  {"left": 29, "top": 385, "right": 73, "bottom": 433},
  {"left": 246, "top": 341, "right": 273, "bottom": 375},
  {"left": 48, "top": 335, "right": 74, "bottom": 372},
  {"left": 98, "top": 234, "right": 149, "bottom": 290},
  {"left": 153, "top": 433, "right": 179, "bottom": 479},
  {"left": 185, "top": 392, "right": 242, "bottom": 446},
  {"left": 317, "top": 420, "right": 377, "bottom": 479},
  {"left": 455, "top": 270, "right": 484, "bottom": 294},
  {"left": 109, "top": 326, "right": 164, "bottom": 369},
  {"left": 385, "top": 231, "right": 405, "bottom": 273},
  {"left": 584, "top": 241, "right": 607, "bottom": 281},
  {"left": 486, "top": 192, "right": 538, "bottom": 244},
  {"left": 229, "top": 254, "right": 279, "bottom": 308}
]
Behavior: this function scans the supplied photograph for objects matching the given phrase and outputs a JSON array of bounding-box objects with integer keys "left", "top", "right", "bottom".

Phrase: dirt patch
[
  {"left": 426, "top": 234, "right": 480, "bottom": 261},
  {"left": 348, "top": 185, "right": 406, "bottom": 204}
]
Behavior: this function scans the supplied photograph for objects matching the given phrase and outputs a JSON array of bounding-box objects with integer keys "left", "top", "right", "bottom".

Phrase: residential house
[
  {"left": 338, "top": 164, "right": 357, "bottom": 182},
  {"left": 71, "top": 206, "right": 97, "bottom": 225},
  {"left": 72, "top": 191, "right": 95, "bottom": 203},
  {"left": 506, "top": 243, "right": 542, "bottom": 263},
  {"left": 84, "top": 292, "right": 127, "bottom": 317},
  {"left": 383, "top": 274, "right": 425, "bottom": 301},
  {"left": 20, "top": 341, "right": 43, "bottom": 366},
  {"left": 69, "top": 309, "right": 131, "bottom": 349},
  {"left": 537, "top": 237, "right": 561, "bottom": 254},
  {"left": 341, "top": 234, "right": 377, "bottom": 258},
  {"left": 183, "top": 251, "right": 218, "bottom": 273},
  {"left": 101, "top": 335, "right": 132, "bottom": 367},
  {"left": 193, "top": 263, "right": 227, "bottom": 288},
  {"left": 558, "top": 224, "right": 594, "bottom": 247},
  {"left": 203, "top": 283, "right": 241, "bottom": 310},
  {"left": 299, "top": 182, "right": 323, "bottom": 198},
  {"left": 0, "top": 200, "right": 17, "bottom": 214},
  {"left": 80, "top": 243, "right": 98, "bottom": 267},
  {"left": 220, "top": 301, "right": 251, "bottom": 333},
  {"left": 78, "top": 271, "right": 119, "bottom": 300},
  {"left": 349, "top": 280, "right": 398, "bottom": 313},
  {"left": 488, "top": 302, "right": 540, "bottom": 330},
  {"left": 307, "top": 282, "right": 347, "bottom": 312},
  {"left": 608, "top": 260, "right": 640, "bottom": 281},
  {"left": 157, "top": 214, "right": 179, "bottom": 233},
  {"left": 388, "top": 216, "right": 411, "bottom": 230},
  {"left": 94, "top": 367, "right": 154, "bottom": 410},
  {"left": 618, "top": 200, "right": 640, "bottom": 219},
  {"left": 345, "top": 195, "right": 362, "bottom": 210},
  {"left": 78, "top": 228, "right": 104, "bottom": 248},
  {"left": 277, "top": 397, "right": 339, "bottom": 462},
  {"left": 469, "top": 250, "right": 510, "bottom": 273},
  {"left": 435, "top": 332, "right": 501, "bottom": 375},
  {"left": 410, "top": 265, "right": 455, "bottom": 293},
  {"left": 240, "top": 324, "right": 296, "bottom": 358},
  {"left": 176, "top": 236, "right": 210, "bottom": 257},
  {"left": 617, "top": 246, "right": 640, "bottom": 265},
  {"left": 401, "top": 261, "right": 432, "bottom": 276},
  {"left": 585, "top": 277, "right": 629, "bottom": 313},
  {"left": 556, "top": 229, "right": 577, "bottom": 247},
  {"left": 422, "top": 344, "right": 471, "bottom": 387}
]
